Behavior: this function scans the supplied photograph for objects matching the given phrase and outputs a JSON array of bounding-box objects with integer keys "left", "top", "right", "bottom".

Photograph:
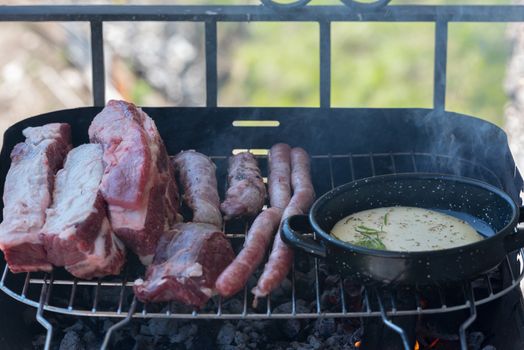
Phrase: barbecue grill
[{"left": 1, "top": 2, "right": 524, "bottom": 350}]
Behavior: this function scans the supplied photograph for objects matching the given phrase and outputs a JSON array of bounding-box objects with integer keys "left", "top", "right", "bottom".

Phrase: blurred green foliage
[{"left": 190, "top": 0, "right": 512, "bottom": 126}]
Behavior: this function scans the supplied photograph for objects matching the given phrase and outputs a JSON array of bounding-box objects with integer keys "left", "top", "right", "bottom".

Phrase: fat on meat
[
  {"left": 172, "top": 150, "right": 222, "bottom": 228},
  {"left": 89, "top": 100, "right": 180, "bottom": 265},
  {"left": 134, "top": 223, "right": 235, "bottom": 307},
  {"left": 220, "top": 152, "right": 266, "bottom": 220},
  {"left": 41, "top": 144, "right": 125, "bottom": 279},
  {"left": 0, "top": 123, "right": 71, "bottom": 273}
]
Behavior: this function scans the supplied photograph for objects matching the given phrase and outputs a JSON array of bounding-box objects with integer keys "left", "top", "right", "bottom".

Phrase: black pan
[{"left": 281, "top": 173, "right": 524, "bottom": 286}]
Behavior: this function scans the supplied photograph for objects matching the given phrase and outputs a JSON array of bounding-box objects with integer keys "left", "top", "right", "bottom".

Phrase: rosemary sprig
[{"left": 383, "top": 212, "right": 389, "bottom": 226}]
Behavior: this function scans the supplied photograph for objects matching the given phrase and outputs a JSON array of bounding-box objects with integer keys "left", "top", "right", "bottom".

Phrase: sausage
[
  {"left": 172, "top": 150, "right": 222, "bottom": 228},
  {"left": 252, "top": 147, "right": 315, "bottom": 299},
  {"left": 267, "top": 143, "right": 292, "bottom": 210},
  {"left": 220, "top": 152, "right": 267, "bottom": 220},
  {"left": 215, "top": 207, "right": 282, "bottom": 297}
]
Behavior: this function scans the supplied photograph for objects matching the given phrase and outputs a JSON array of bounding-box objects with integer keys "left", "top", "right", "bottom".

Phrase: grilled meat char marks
[
  {"left": 221, "top": 152, "right": 266, "bottom": 220},
  {"left": 40, "top": 144, "right": 125, "bottom": 280},
  {"left": 253, "top": 147, "right": 315, "bottom": 299},
  {"left": 173, "top": 150, "right": 222, "bottom": 228},
  {"left": 0, "top": 123, "right": 71, "bottom": 273},
  {"left": 134, "top": 223, "right": 235, "bottom": 307},
  {"left": 89, "top": 100, "right": 180, "bottom": 265}
]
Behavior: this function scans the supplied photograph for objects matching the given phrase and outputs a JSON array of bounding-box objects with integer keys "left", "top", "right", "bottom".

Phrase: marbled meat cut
[
  {"left": 220, "top": 152, "right": 266, "bottom": 220},
  {"left": 0, "top": 123, "right": 71, "bottom": 273},
  {"left": 89, "top": 100, "right": 180, "bottom": 265},
  {"left": 173, "top": 151, "right": 222, "bottom": 228},
  {"left": 41, "top": 144, "right": 125, "bottom": 279},
  {"left": 134, "top": 223, "right": 235, "bottom": 307}
]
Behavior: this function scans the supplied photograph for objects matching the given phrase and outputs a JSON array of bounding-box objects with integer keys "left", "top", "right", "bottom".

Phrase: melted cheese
[{"left": 331, "top": 206, "right": 483, "bottom": 251}]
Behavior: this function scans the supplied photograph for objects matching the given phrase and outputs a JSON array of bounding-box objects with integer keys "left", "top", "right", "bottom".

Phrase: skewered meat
[
  {"left": 253, "top": 147, "right": 315, "bottom": 299},
  {"left": 40, "top": 144, "right": 125, "bottom": 279},
  {"left": 173, "top": 150, "right": 222, "bottom": 228},
  {"left": 220, "top": 152, "right": 266, "bottom": 220},
  {"left": 215, "top": 207, "right": 282, "bottom": 297},
  {"left": 0, "top": 123, "right": 71, "bottom": 273},
  {"left": 134, "top": 223, "right": 235, "bottom": 307},
  {"left": 89, "top": 100, "right": 179, "bottom": 265}
]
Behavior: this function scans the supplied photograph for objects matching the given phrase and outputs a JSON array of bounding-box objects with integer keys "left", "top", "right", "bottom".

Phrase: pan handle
[
  {"left": 281, "top": 215, "right": 327, "bottom": 259},
  {"left": 503, "top": 207, "right": 524, "bottom": 253}
]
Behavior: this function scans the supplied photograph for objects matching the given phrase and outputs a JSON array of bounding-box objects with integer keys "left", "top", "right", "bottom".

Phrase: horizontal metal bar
[{"left": 1, "top": 5, "right": 524, "bottom": 22}]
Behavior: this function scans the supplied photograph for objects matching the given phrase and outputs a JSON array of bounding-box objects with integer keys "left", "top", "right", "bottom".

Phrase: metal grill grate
[{"left": 0, "top": 151, "right": 523, "bottom": 349}]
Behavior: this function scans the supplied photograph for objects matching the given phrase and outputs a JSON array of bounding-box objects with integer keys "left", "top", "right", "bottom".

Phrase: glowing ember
[
  {"left": 355, "top": 340, "right": 361, "bottom": 348},
  {"left": 414, "top": 340, "right": 420, "bottom": 350}
]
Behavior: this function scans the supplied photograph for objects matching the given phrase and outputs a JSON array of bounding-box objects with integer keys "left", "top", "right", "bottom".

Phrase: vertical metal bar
[
  {"left": 92, "top": 279, "right": 101, "bottom": 312},
  {"left": 67, "top": 279, "right": 78, "bottom": 311},
  {"left": 339, "top": 279, "right": 347, "bottom": 314},
  {"left": 314, "top": 258, "right": 321, "bottom": 314},
  {"left": 0, "top": 265, "right": 8, "bottom": 286},
  {"left": 376, "top": 290, "right": 412, "bottom": 350},
  {"left": 205, "top": 21, "right": 218, "bottom": 107},
  {"left": 390, "top": 153, "right": 397, "bottom": 174},
  {"left": 319, "top": 21, "right": 331, "bottom": 108},
  {"left": 37, "top": 275, "right": 53, "bottom": 350},
  {"left": 101, "top": 297, "right": 137, "bottom": 350},
  {"left": 369, "top": 153, "right": 376, "bottom": 177},
  {"left": 90, "top": 20, "right": 105, "bottom": 106},
  {"left": 459, "top": 283, "right": 477, "bottom": 350},
  {"left": 291, "top": 262, "right": 297, "bottom": 315},
  {"left": 21, "top": 272, "right": 31, "bottom": 298},
  {"left": 348, "top": 154, "right": 356, "bottom": 181},
  {"left": 433, "top": 20, "right": 448, "bottom": 110}
]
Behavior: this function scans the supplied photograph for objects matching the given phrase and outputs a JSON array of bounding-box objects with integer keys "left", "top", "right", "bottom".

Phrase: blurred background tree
[{"left": 0, "top": 0, "right": 514, "bottom": 138}]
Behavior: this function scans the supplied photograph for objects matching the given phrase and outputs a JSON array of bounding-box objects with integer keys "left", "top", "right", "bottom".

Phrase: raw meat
[
  {"left": 0, "top": 123, "right": 71, "bottom": 273},
  {"left": 134, "top": 223, "right": 235, "bottom": 307},
  {"left": 220, "top": 152, "right": 266, "bottom": 220},
  {"left": 253, "top": 147, "right": 315, "bottom": 299},
  {"left": 266, "top": 143, "right": 292, "bottom": 210},
  {"left": 215, "top": 207, "right": 282, "bottom": 298},
  {"left": 41, "top": 144, "right": 125, "bottom": 279},
  {"left": 89, "top": 100, "right": 180, "bottom": 265},
  {"left": 173, "top": 150, "right": 222, "bottom": 228}
]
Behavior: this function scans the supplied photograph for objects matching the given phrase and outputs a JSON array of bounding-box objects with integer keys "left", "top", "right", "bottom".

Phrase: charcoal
[
  {"left": 283, "top": 319, "right": 302, "bottom": 339},
  {"left": 217, "top": 323, "right": 236, "bottom": 345},
  {"left": 223, "top": 298, "right": 244, "bottom": 314},
  {"left": 132, "top": 335, "right": 155, "bottom": 350},
  {"left": 82, "top": 330, "right": 100, "bottom": 350},
  {"left": 235, "top": 330, "right": 249, "bottom": 345},
  {"left": 147, "top": 318, "right": 178, "bottom": 338},
  {"left": 169, "top": 323, "right": 197, "bottom": 344},
  {"left": 274, "top": 301, "right": 310, "bottom": 314},
  {"left": 468, "top": 332, "right": 485, "bottom": 350},
  {"left": 64, "top": 320, "right": 85, "bottom": 333},
  {"left": 313, "top": 318, "right": 336, "bottom": 338},
  {"left": 248, "top": 342, "right": 258, "bottom": 349},
  {"left": 192, "top": 329, "right": 215, "bottom": 350},
  {"left": 59, "top": 331, "right": 85, "bottom": 350},
  {"left": 482, "top": 346, "right": 496, "bottom": 350},
  {"left": 307, "top": 335, "right": 322, "bottom": 349},
  {"left": 218, "top": 346, "right": 237, "bottom": 350}
]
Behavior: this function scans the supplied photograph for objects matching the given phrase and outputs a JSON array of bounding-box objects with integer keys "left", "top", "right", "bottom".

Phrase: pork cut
[
  {"left": 134, "top": 223, "right": 235, "bottom": 307},
  {"left": 220, "top": 152, "right": 266, "bottom": 220},
  {"left": 88, "top": 100, "right": 180, "bottom": 265},
  {"left": 40, "top": 144, "right": 125, "bottom": 279},
  {"left": 173, "top": 150, "right": 222, "bottom": 228},
  {"left": 0, "top": 123, "right": 71, "bottom": 273}
]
